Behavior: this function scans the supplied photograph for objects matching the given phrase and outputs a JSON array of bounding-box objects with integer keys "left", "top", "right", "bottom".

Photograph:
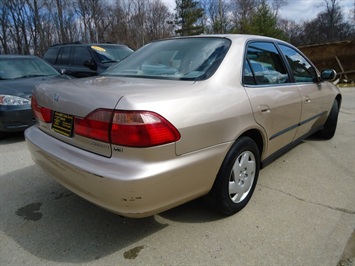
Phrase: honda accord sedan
[{"left": 25, "top": 35, "right": 341, "bottom": 218}]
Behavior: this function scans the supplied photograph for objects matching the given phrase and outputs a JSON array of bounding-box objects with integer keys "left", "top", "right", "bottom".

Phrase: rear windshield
[{"left": 103, "top": 38, "right": 231, "bottom": 81}]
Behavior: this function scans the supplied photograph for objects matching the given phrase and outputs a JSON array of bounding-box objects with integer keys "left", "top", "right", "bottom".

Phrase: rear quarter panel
[{"left": 116, "top": 38, "right": 258, "bottom": 156}]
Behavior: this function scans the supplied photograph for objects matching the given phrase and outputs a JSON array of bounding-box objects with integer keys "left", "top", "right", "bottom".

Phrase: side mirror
[
  {"left": 320, "top": 69, "right": 337, "bottom": 81},
  {"left": 83, "top": 60, "right": 97, "bottom": 70}
]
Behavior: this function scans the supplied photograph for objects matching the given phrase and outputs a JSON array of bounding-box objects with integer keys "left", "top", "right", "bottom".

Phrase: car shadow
[
  {"left": 0, "top": 131, "right": 25, "bottom": 144},
  {"left": 158, "top": 198, "right": 227, "bottom": 223},
  {"left": 0, "top": 164, "right": 227, "bottom": 263},
  {"left": 0, "top": 165, "right": 168, "bottom": 263}
]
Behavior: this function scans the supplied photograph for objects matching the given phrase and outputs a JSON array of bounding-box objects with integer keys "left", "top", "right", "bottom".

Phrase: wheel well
[{"left": 240, "top": 129, "right": 264, "bottom": 158}]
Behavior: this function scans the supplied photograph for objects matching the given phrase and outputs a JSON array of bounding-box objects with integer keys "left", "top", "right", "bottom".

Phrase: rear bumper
[{"left": 25, "top": 126, "right": 229, "bottom": 217}]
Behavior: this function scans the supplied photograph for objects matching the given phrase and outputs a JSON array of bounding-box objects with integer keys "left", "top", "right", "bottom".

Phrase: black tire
[
  {"left": 0, "top": 131, "right": 6, "bottom": 140},
  {"left": 206, "top": 136, "right": 260, "bottom": 216},
  {"left": 317, "top": 100, "right": 339, "bottom": 140}
]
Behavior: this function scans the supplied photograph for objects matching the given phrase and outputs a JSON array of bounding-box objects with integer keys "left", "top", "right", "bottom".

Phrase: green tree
[
  {"left": 249, "top": 0, "right": 285, "bottom": 39},
  {"left": 175, "top": 0, "right": 204, "bottom": 36}
]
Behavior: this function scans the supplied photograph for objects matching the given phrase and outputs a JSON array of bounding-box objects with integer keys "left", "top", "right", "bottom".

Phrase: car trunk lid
[{"left": 33, "top": 76, "right": 193, "bottom": 157}]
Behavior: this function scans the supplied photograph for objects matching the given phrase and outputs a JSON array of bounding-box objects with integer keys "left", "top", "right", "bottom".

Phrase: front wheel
[
  {"left": 317, "top": 100, "right": 339, "bottom": 139},
  {"left": 206, "top": 137, "right": 260, "bottom": 216}
]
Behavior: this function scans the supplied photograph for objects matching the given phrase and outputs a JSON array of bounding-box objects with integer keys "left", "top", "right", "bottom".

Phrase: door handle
[
  {"left": 304, "top": 96, "right": 311, "bottom": 103},
  {"left": 261, "top": 108, "right": 270, "bottom": 114},
  {"left": 258, "top": 105, "right": 270, "bottom": 114}
]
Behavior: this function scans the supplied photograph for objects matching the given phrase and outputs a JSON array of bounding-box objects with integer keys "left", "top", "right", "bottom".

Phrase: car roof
[
  {"left": 159, "top": 34, "right": 287, "bottom": 45},
  {"left": 49, "top": 42, "right": 129, "bottom": 48},
  {"left": 221, "top": 34, "right": 289, "bottom": 44}
]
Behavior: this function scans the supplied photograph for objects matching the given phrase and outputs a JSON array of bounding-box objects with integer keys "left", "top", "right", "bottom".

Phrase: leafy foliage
[
  {"left": 175, "top": 0, "right": 204, "bottom": 36},
  {"left": 248, "top": 0, "right": 286, "bottom": 39}
]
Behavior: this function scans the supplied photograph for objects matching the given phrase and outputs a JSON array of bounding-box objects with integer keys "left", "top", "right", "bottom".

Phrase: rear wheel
[
  {"left": 206, "top": 136, "right": 260, "bottom": 216},
  {"left": 317, "top": 100, "right": 339, "bottom": 139}
]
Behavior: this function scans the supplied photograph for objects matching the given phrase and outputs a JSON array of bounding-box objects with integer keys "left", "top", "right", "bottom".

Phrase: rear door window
[{"left": 243, "top": 42, "right": 289, "bottom": 85}]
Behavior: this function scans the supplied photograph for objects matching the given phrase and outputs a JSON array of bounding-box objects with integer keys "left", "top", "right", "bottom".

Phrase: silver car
[{"left": 25, "top": 35, "right": 341, "bottom": 218}]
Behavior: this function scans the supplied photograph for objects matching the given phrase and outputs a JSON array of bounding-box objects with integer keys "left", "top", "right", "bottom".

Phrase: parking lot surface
[{"left": 1, "top": 87, "right": 354, "bottom": 266}]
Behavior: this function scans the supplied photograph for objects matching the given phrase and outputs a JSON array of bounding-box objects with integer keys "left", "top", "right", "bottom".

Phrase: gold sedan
[{"left": 25, "top": 35, "right": 341, "bottom": 217}]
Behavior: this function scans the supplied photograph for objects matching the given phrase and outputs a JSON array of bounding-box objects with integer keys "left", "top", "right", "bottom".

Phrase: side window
[
  {"left": 243, "top": 42, "right": 289, "bottom": 85},
  {"left": 278, "top": 44, "right": 317, "bottom": 83},
  {"left": 57, "top": 47, "right": 71, "bottom": 65},
  {"left": 243, "top": 59, "right": 255, "bottom": 85},
  {"left": 73, "top": 47, "right": 93, "bottom": 67},
  {"left": 44, "top": 47, "right": 59, "bottom": 64}
]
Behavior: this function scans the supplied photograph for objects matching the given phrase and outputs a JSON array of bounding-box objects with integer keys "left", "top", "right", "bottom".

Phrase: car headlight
[{"left": 0, "top": 95, "right": 31, "bottom": 105}]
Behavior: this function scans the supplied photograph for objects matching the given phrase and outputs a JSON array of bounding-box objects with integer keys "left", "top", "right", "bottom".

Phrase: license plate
[{"left": 51, "top": 111, "right": 74, "bottom": 137}]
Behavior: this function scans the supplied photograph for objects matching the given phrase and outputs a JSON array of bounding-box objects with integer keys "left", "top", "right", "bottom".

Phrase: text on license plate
[{"left": 51, "top": 111, "right": 74, "bottom": 137}]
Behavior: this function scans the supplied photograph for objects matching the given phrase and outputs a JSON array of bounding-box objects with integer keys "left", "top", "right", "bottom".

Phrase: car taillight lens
[
  {"left": 74, "top": 109, "right": 112, "bottom": 142},
  {"left": 74, "top": 109, "right": 180, "bottom": 147},
  {"left": 31, "top": 95, "right": 52, "bottom": 123},
  {"left": 111, "top": 111, "right": 180, "bottom": 147}
]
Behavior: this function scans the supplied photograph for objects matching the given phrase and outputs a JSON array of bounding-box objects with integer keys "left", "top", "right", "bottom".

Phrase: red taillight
[
  {"left": 111, "top": 111, "right": 180, "bottom": 147},
  {"left": 74, "top": 109, "right": 180, "bottom": 147},
  {"left": 31, "top": 95, "right": 52, "bottom": 123},
  {"left": 74, "top": 109, "right": 112, "bottom": 142}
]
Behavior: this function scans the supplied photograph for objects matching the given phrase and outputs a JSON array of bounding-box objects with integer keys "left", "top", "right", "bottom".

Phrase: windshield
[
  {"left": 103, "top": 37, "right": 231, "bottom": 81},
  {"left": 0, "top": 57, "right": 59, "bottom": 80},
  {"left": 91, "top": 45, "right": 134, "bottom": 63}
]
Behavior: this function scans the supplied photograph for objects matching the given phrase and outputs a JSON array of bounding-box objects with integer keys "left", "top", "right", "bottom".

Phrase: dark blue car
[{"left": 0, "top": 55, "right": 70, "bottom": 138}]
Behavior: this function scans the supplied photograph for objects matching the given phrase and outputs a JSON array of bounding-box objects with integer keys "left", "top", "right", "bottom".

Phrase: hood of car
[
  {"left": 34, "top": 76, "right": 196, "bottom": 118},
  {"left": 0, "top": 75, "right": 68, "bottom": 98}
]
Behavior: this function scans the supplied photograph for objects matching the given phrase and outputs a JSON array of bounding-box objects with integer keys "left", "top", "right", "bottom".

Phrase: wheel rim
[{"left": 228, "top": 151, "right": 256, "bottom": 203}]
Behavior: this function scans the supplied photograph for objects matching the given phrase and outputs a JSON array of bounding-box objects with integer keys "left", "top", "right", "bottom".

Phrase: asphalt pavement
[{"left": 0, "top": 87, "right": 354, "bottom": 266}]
